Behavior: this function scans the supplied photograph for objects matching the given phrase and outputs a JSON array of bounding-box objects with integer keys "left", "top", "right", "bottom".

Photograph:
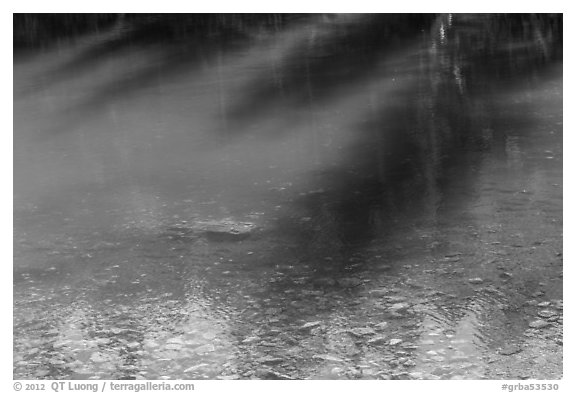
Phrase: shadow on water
[
  {"left": 15, "top": 14, "right": 310, "bottom": 95},
  {"left": 260, "top": 13, "right": 561, "bottom": 267},
  {"left": 222, "top": 14, "right": 436, "bottom": 133},
  {"left": 16, "top": 14, "right": 313, "bottom": 136},
  {"left": 221, "top": 14, "right": 562, "bottom": 379},
  {"left": 13, "top": 14, "right": 120, "bottom": 56},
  {"left": 13, "top": 14, "right": 562, "bottom": 380}
]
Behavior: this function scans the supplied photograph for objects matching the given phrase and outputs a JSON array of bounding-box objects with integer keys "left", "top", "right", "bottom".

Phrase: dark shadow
[
  {"left": 14, "top": 13, "right": 120, "bottom": 57},
  {"left": 28, "top": 15, "right": 318, "bottom": 137},
  {"left": 222, "top": 15, "right": 562, "bottom": 378},
  {"left": 259, "top": 13, "right": 563, "bottom": 275},
  {"left": 222, "top": 14, "right": 437, "bottom": 134},
  {"left": 15, "top": 14, "right": 312, "bottom": 99}
]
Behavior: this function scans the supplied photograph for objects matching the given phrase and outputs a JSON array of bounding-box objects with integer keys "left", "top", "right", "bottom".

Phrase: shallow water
[{"left": 14, "top": 14, "right": 562, "bottom": 380}]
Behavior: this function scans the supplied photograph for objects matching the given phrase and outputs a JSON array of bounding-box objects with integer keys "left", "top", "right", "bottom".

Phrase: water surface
[{"left": 14, "top": 14, "right": 562, "bottom": 380}]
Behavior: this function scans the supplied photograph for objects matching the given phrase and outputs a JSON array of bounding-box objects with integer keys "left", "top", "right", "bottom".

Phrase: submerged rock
[
  {"left": 34, "top": 369, "right": 51, "bottom": 378},
  {"left": 165, "top": 343, "right": 182, "bottom": 351},
  {"left": 537, "top": 310, "right": 558, "bottom": 319},
  {"left": 348, "top": 327, "right": 376, "bottom": 337},
  {"left": 126, "top": 341, "right": 140, "bottom": 349},
  {"left": 409, "top": 371, "right": 424, "bottom": 379},
  {"left": 167, "top": 219, "right": 258, "bottom": 242},
  {"left": 217, "top": 375, "right": 240, "bottom": 380},
  {"left": 256, "top": 356, "right": 284, "bottom": 365},
  {"left": 388, "top": 303, "right": 410, "bottom": 312},
  {"left": 529, "top": 319, "right": 550, "bottom": 329},
  {"left": 241, "top": 336, "right": 260, "bottom": 344},
  {"left": 255, "top": 368, "right": 292, "bottom": 379},
  {"left": 367, "top": 335, "right": 388, "bottom": 345},
  {"left": 90, "top": 352, "right": 110, "bottom": 363},
  {"left": 166, "top": 337, "right": 186, "bottom": 345},
  {"left": 313, "top": 354, "right": 345, "bottom": 362},
  {"left": 368, "top": 288, "right": 390, "bottom": 297},
  {"left": 499, "top": 345, "right": 523, "bottom": 356},
  {"left": 375, "top": 322, "right": 389, "bottom": 330},
  {"left": 299, "top": 321, "right": 322, "bottom": 330},
  {"left": 183, "top": 363, "right": 209, "bottom": 373}
]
